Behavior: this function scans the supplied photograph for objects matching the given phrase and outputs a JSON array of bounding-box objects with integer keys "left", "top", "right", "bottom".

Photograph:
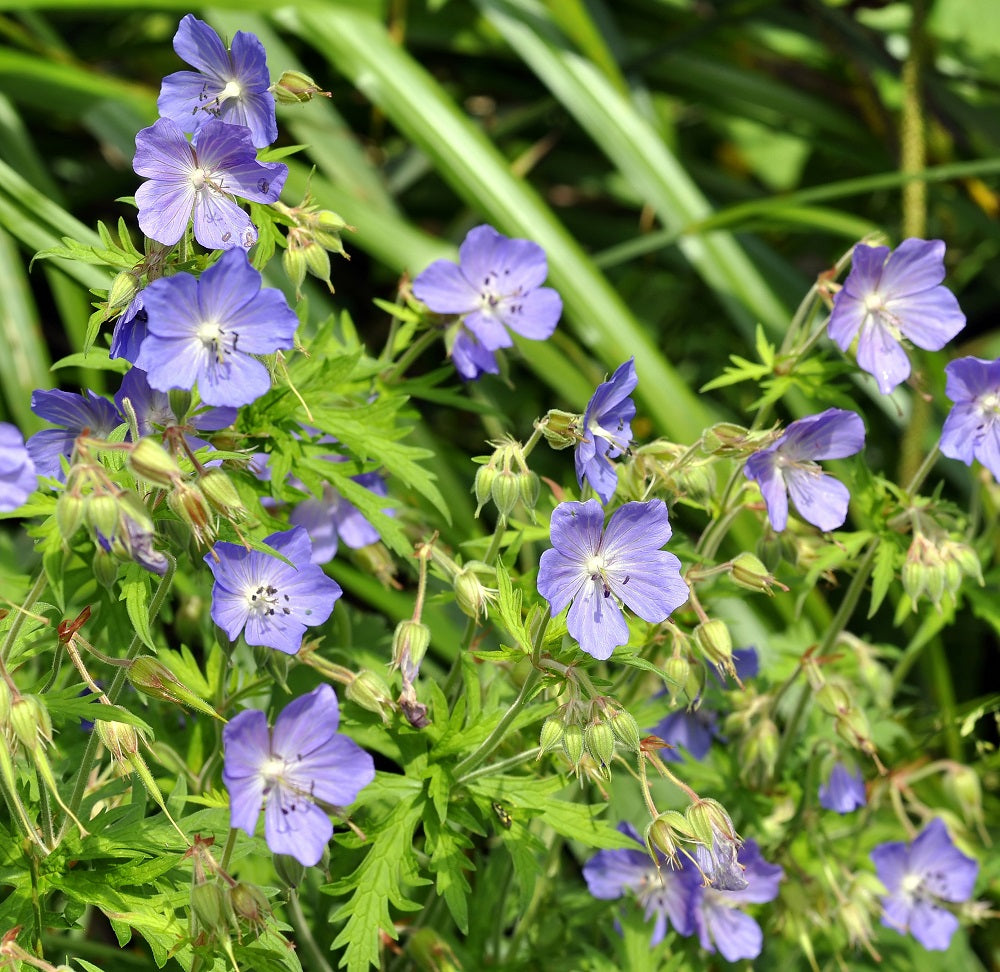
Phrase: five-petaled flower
[
  {"left": 223, "top": 684, "right": 375, "bottom": 866},
  {"left": 744, "top": 408, "right": 865, "bottom": 533},
  {"left": 133, "top": 248, "right": 299, "bottom": 408},
  {"left": 536, "top": 499, "right": 688, "bottom": 660},
  {"left": 133, "top": 117, "right": 286, "bottom": 250},
  {"left": 939, "top": 356, "right": 1000, "bottom": 481},
  {"left": 26, "top": 389, "right": 122, "bottom": 482},
  {"left": 205, "top": 526, "right": 342, "bottom": 655},
  {"left": 158, "top": 15, "right": 277, "bottom": 149},
  {"left": 290, "top": 472, "right": 389, "bottom": 564},
  {"left": 0, "top": 423, "right": 37, "bottom": 513},
  {"left": 575, "top": 358, "right": 637, "bottom": 504},
  {"left": 818, "top": 760, "right": 866, "bottom": 814},
  {"left": 870, "top": 818, "right": 978, "bottom": 951},
  {"left": 412, "top": 224, "right": 562, "bottom": 381},
  {"left": 827, "top": 238, "right": 965, "bottom": 395}
]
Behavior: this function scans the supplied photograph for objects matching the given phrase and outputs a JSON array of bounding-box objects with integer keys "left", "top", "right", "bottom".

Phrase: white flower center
[
  {"left": 220, "top": 79, "right": 243, "bottom": 102},
  {"left": 245, "top": 581, "right": 292, "bottom": 620},
  {"left": 259, "top": 755, "right": 288, "bottom": 783},
  {"left": 197, "top": 319, "right": 238, "bottom": 366},
  {"left": 584, "top": 553, "right": 608, "bottom": 577},
  {"left": 191, "top": 167, "right": 208, "bottom": 190},
  {"left": 863, "top": 292, "right": 884, "bottom": 314},
  {"left": 901, "top": 871, "right": 925, "bottom": 901},
  {"left": 978, "top": 391, "right": 1000, "bottom": 416}
]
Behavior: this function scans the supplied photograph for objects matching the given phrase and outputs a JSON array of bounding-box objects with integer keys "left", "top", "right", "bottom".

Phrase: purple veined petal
[
  {"left": 575, "top": 444, "right": 619, "bottom": 504},
  {"left": 610, "top": 549, "right": 688, "bottom": 623},
  {"left": 600, "top": 500, "right": 673, "bottom": 561},
  {"left": 135, "top": 334, "right": 208, "bottom": 397},
  {"left": 0, "top": 423, "right": 36, "bottom": 512},
  {"left": 496, "top": 286, "right": 562, "bottom": 340},
  {"left": 227, "top": 89, "right": 279, "bottom": 148},
  {"left": 582, "top": 846, "right": 654, "bottom": 899},
  {"left": 777, "top": 409, "right": 865, "bottom": 462},
  {"left": 726, "top": 841, "right": 784, "bottom": 905},
  {"left": 892, "top": 286, "right": 966, "bottom": 350},
  {"left": 652, "top": 709, "right": 716, "bottom": 762},
  {"left": 697, "top": 900, "right": 764, "bottom": 961},
  {"left": 856, "top": 316, "right": 913, "bottom": 394},
  {"left": 463, "top": 309, "right": 514, "bottom": 351},
  {"left": 243, "top": 608, "right": 306, "bottom": 655},
  {"left": 138, "top": 273, "right": 202, "bottom": 340},
  {"left": 136, "top": 179, "right": 196, "bottom": 248},
  {"left": 456, "top": 224, "right": 505, "bottom": 285},
  {"left": 974, "top": 423, "right": 1000, "bottom": 480},
  {"left": 336, "top": 496, "right": 382, "bottom": 549},
  {"left": 222, "top": 709, "right": 269, "bottom": 835},
  {"left": 451, "top": 330, "right": 499, "bottom": 380},
  {"left": 537, "top": 548, "right": 587, "bottom": 616},
  {"left": 869, "top": 840, "right": 909, "bottom": 895},
  {"left": 840, "top": 243, "right": 890, "bottom": 299},
  {"left": 133, "top": 117, "right": 195, "bottom": 180},
  {"left": 292, "top": 733, "right": 376, "bottom": 808},
  {"left": 209, "top": 579, "right": 252, "bottom": 642},
  {"left": 692, "top": 838, "right": 748, "bottom": 892},
  {"left": 172, "top": 14, "right": 230, "bottom": 79},
  {"left": 879, "top": 892, "right": 917, "bottom": 938},
  {"left": 826, "top": 291, "right": 867, "bottom": 351},
  {"left": 192, "top": 403, "right": 238, "bottom": 432},
  {"left": 191, "top": 120, "right": 285, "bottom": 201},
  {"left": 271, "top": 684, "right": 340, "bottom": 759},
  {"left": 266, "top": 561, "right": 342, "bottom": 629},
  {"left": 938, "top": 403, "right": 979, "bottom": 465},
  {"left": 944, "top": 356, "right": 999, "bottom": 404},
  {"left": 228, "top": 32, "right": 278, "bottom": 146},
  {"left": 290, "top": 498, "right": 340, "bottom": 564},
  {"left": 784, "top": 467, "right": 851, "bottom": 532},
  {"left": 192, "top": 188, "right": 257, "bottom": 251},
  {"left": 26, "top": 430, "right": 75, "bottom": 481},
  {"left": 263, "top": 787, "right": 333, "bottom": 866},
  {"left": 878, "top": 237, "right": 947, "bottom": 299},
  {"left": 744, "top": 454, "right": 788, "bottom": 532},
  {"left": 907, "top": 819, "right": 979, "bottom": 903},
  {"left": 818, "top": 762, "right": 866, "bottom": 814},
  {"left": 586, "top": 359, "right": 639, "bottom": 423},
  {"left": 548, "top": 499, "right": 605, "bottom": 563},
  {"left": 157, "top": 70, "right": 221, "bottom": 135},
  {"left": 491, "top": 235, "right": 550, "bottom": 293},
  {"left": 412, "top": 259, "right": 478, "bottom": 314},
  {"left": 906, "top": 900, "right": 961, "bottom": 951},
  {"left": 264, "top": 525, "right": 316, "bottom": 565},
  {"left": 566, "top": 576, "right": 630, "bottom": 660},
  {"left": 197, "top": 345, "right": 272, "bottom": 407},
  {"left": 30, "top": 388, "right": 120, "bottom": 431}
]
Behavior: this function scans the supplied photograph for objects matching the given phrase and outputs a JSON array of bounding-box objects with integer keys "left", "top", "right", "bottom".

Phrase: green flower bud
[
  {"left": 607, "top": 708, "right": 641, "bottom": 753},
  {"left": 645, "top": 809, "right": 689, "bottom": 862},
  {"left": 229, "top": 881, "right": 270, "bottom": 931},
  {"left": 190, "top": 879, "right": 233, "bottom": 938},
  {"left": 584, "top": 721, "right": 616, "bottom": 769},
  {"left": 538, "top": 715, "right": 565, "bottom": 755},
  {"left": 0, "top": 679, "right": 10, "bottom": 726},
  {"left": 517, "top": 470, "right": 540, "bottom": 512},
  {"left": 835, "top": 708, "right": 875, "bottom": 755},
  {"left": 93, "top": 548, "right": 119, "bottom": 588},
  {"left": 815, "top": 682, "right": 851, "bottom": 717},
  {"left": 128, "top": 655, "right": 224, "bottom": 720},
  {"left": 128, "top": 437, "right": 182, "bottom": 488},
  {"left": 693, "top": 619, "right": 733, "bottom": 672},
  {"left": 539, "top": 409, "right": 581, "bottom": 450},
  {"left": 10, "top": 694, "right": 51, "bottom": 752},
  {"left": 96, "top": 720, "right": 140, "bottom": 761},
  {"left": 316, "top": 209, "right": 348, "bottom": 234},
  {"left": 663, "top": 654, "right": 692, "bottom": 704},
  {"left": 56, "top": 492, "right": 87, "bottom": 542},
  {"left": 729, "top": 552, "right": 777, "bottom": 595},
  {"left": 453, "top": 566, "right": 495, "bottom": 620},
  {"left": 392, "top": 619, "right": 431, "bottom": 673},
  {"left": 199, "top": 469, "right": 247, "bottom": 521},
  {"left": 273, "top": 852, "right": 307, "bottom": 889},
  {"left": 472, "top": 463, "right": 497, "bottom": 517},
  {"left": 303, "top": 240, "right": 333, "bottom": 291},
  {"left": 106, "top": 270, "right": 139, "bottom": 315},
  {"left": 168, "top": 389, "right": 192, "bottom": 425},
  {"left": 345, "top": 669, "right": 395, "bottom": 724},
  {"left": 168, "top": 482, "right": 215, "bottom": 545},
  {"left": 86, "top": 493, "right": 121, "bottom": 541},
  {"left": 271, "top": 69, "right": 331, "bottom": 105},
  {"left": 490, "top": 469, "right": 521, "bottom": 519},
  {"left": 562, "top": 723, "right": 584, "bottom": 766},
  {"left": 283, "top": 243, "right": 308, "bottom": 296}
]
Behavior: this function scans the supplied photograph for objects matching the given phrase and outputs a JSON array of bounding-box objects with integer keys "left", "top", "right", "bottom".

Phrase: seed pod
[
  {"left": 200, "top": 469, "right": 247, "bottom": 521},
  {"left": 584, "top": 721, "right": 616, "bottom": 769},
  {"left": 345, "top": 669, "right": 395, "bottom": 724},
  {"left": 538, "top": 715, "right": 565, "bottom": 755},
  {"left": 129, "top": 437, "right": 182, "bottom": 488}
]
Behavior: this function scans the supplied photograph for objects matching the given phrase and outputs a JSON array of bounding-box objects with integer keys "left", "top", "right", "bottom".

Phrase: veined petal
[
  {"left": 841, "top": 243, "right": 890, "bottom": 298},
  {"left": 451, "top": 330, "right": 499, "bottom": 380},
  {"left": 698, "top": 902, "right": 763, "bottom": 962},
  {"left": 879, "top": 237, "right": 946, "bottom": 298},
  {"left": 778, "top": 409, "right": 866, "bottom": 461},
  {"left": 464, "top": 309, "right": 513, "bottom": 350},
  {"left": 856, "top": 317, "right": 911, "bottom": 394},
  {"left": 263, "top": 790, "right": 332, "bottom": 866},
  {"left": 906, "top": 901, "right": 960, "bottom": 951},
  {"left": 136, "top": 333, "right": 208, "bottom": 396},
  {"left": 191, "top": 188, "right": 256, "bottom": 251},
  {"left": 784, "top": 468, "right": 850, "bottom": 532},
  {"left": 567, "top": 577, "right": 630, "bottom": 660},
  {"left": 456, "top": 225, "right": 505, "bottom": 285},
  {"left": 944, "top": 356, "right": 1000, "bottom": 404},
  {"left": 133, "top": 118, "right": 196, "bottom": 180},
  {"left": 172, "top": 14, "right": 230, "bottom": 78},
  {"left": 609, "top": 551, "right": 687, "bottom": 623},
  {"left": 290, "top": 498, "right": 340, "bottom": 564},
  {"left": 745, "top": 453, "right": 788, "bottom": 532},
  {"left": 138, "top": 272, "right": 201, "bottom": 340},
  {"left": 939, "top": 403, "right": 980, "bottom": 465},
  {"left": 907, "top": 819, "right": 978, "bottom": 902},
  {"left": 272, "top": 684, "right": 340, "bottom": 760},
  {"left": 601, "top": 499, "right": 673, "bottom": 560},
  {"left": 583, "top": 846, "right": 655, "bottom": 899},
  {"left": 196, "top": 345, "right": 272, "bottom": 407},
  {"left": 537, "top": 548, "right": 586, "bottom": 616},
  {"left": 973, "top": 423, "right": 1000, "bottom": 480},
  {"left": 826, "top": 294, "right": 866, "bottom": 351},
  {"left": 136, "top": 179, "right": 195, "bottom": 247},
  {"left": 492, "top": 235, "right": 549, "bottom": 292},
  {"left": 891, "top": 286, "right": 965, "bottom": 350},
  {"left": 222, "top": 709, "right": 269, "bottom": 835},
  {"left": 157, "top": 71, "right": 224, "bottom": 134},
  {"left": 412, "top": 260, "right": 478, "bottom": 314},
  {"left": 548, "top": 499, "right": 604, "bottom": 562},
  {"left": 294, "top": 734, "right": 375, "bottom": 808},
  {"left": 496, "top": 286, "right": 561, "bottom": 340},
  {"left": 576, "top": 447, "right": 618, "bottom": 504}
]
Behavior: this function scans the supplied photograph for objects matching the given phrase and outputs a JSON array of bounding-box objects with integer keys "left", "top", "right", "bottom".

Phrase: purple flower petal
[
  {"left": 264, "top": 789, "right": 333, "bottom": 866},
  {"left": 784, "top": 467, "right": 851, "bottom": 532},
  {"left": 818, "top": 761, "right": 866, "bottom": 814},
  {"left": 576, "top": 359, "right": 637, "bottom": 504},
  {"left": 0, "top": 423, "right": 37, "bottom": 512},
  {"left": 941, "top": 356, "right": 1000, "bottom": 480}
]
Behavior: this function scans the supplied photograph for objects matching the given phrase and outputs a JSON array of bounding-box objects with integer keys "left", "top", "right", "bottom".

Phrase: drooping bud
[
  {"left": 86, "top": 492, "right": 121, "bottom": 541},
  {"left": 539, "top": 409, "right": 581, "bottom": 450},
  {"left": 663, "top": 654, "right": 692, "bottom": 704},
  {"left": 273, "top": 853, "right": 306, "bottom": 890},
  {"left": 270, "top": 70, "right": 331, "bottom": 105},
  {"left": 392, "top": 620, "right": 431, "bottom": 679},
  {"left": 561, "top": 723, "right": 585, "bottom": 767},
  {"left": 128, "top": 437, "right": 182, "bottom": 488},
  {"left": 729, "top": 552, "right": 778, "bottom": 595},
  {"left": 835, "top": 707, "right": 876, "bottom": 755},
  {"left": 518, "top": 470, "right": 540, "bottom": 513},
  {"left": 693, "top": 619, "right": 733, "bottom": 673},
  {"left": 815, "top": 681, "right": 851, "bottom": 717},
  {"left": 96, "top": 720, "right": 141, "bottom": 761},
  {"left": 584, "top": 721, "right": 616, "bottom": 770},
  {"left": 190, "top": 879, "right": 233, "bottom": 940},
  {"left": 93, "top": 548, "right": 118, "bottom": 588},
  {"left": 490, "top": 469, "right": 521, "bottom": 519},
  {"left": 168, "top": 389, "right": 192, "bottom": 425},
  {"left": 453, "top": 565, "right": 495, "bottom": 621},
  {"left": 229, "top": 882, "right": 270, "bottom": 935},
  {"left": 607, "top": 708, "right": 641, "bottom": 753},
  {"left": 645, "top": 809, "right": 690, "bottom": 862},
  {"left": 345, "top": 669, "right": 395, "bottom": 724},
  {"left": 56, "top": 491, "right": 87, "bottom": 542},
  {"left": 303, "top": 241, "right": 333, "bottom": 292},
  {"left": 199, "top": 469, "right": 248, "bottom": 521},
  {"left": 168, "top": 481, "right": 215, "bottom": 545},
  {"left": 283, "top": 242, "right": 308, "bottom": 296},
  {"left": 472, "top": 464, "right": 497, "bottom": 517},
  {"left": 538, "top": 715, "right": 565, "bottom": 756},
  {"left": 9, "top": 694, "right": 51, "bottom": 751}
]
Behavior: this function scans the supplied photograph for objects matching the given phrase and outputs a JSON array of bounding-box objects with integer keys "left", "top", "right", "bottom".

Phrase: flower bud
[
  {"left": 96, "top": 720, "right": 140, "bottom": 761},
  {"left": 693, "top": 619, "right": 733, "bottom": 672},
  {"left": 56, "top": 491, "right": 87, "bottom": 542},
  {"left": 607, "top": 708, "right": 641, "bottom": 753},
  {"left": 229, "top": 881, "right": 270, "bottom": 933},
  {"left": 271, "top": 70, "right": 331, "bottom": 105},
  {"left": 106, "top": 270, "right": 139, "bottom": 316},
  {"left": 86, "top": 492, "right": 121, "bottom": 541},
  {"left": 283, "top": 242, "right": 308, "bottom": 296},
  {"left": 168, "top": 481, "right": 215, "bottom": 545},
  {"left": 686, "top": 798, "right": 738, "bottom": 848},
  {"left": 392, "top": 620, "right": 431, "bottom": 677},
  {"left": 539, "top": 409, "right": 580, "bottom": 450},
  {"left": 0, "top": 679, "right": 10, "bottom": 726},
  {"left": 128, "top": 437, "right": 182, "bottom": 488},
  {"left": 584, "top": 721, "right": 616, "bottom": 769},
  {"left": 663, "top": 654, "right": 692, "bottom": 703},
  {"left": 729, "top": 552, "right": 777, "bottom": 595},
  {"left": 835, "top": 708, "right": 875, "bottom": 755},
  {"left": 128, "top": 655, "right": 223, "bottom": 720},
  {"left": 517, "top": 470, "right": 540, "bottom": 512},
  {"left": 9, "top": 694, "right": 51, "bottom": 752},
  {"left": 645, "top": 809, "right": 689, "bottom": 862},
  {"left": 168, "top": 389, "right": 192, "bottom": 425},
  {"left": 199, "top": 469, "right": 248, "bottom": 521},
  {"left": 538, "top": 715, "right": 565, "bottom": 755},
  {"left": 490, "top": 469, "right": 521, "bottom": 519},
  {"left": 273, "top": 853, "right": 307, "bottom": 889},
  {"left": 190, "top": 879, "right": 233, "bottom": 939},
  {"left": 345, "top": 669, "right": 395, "bottom": 724},
  {"left": 815, "top": 682, "right": 851, "bottom": 717},
  {"left": 93, "top": 548, "right": 118, "bottom": 588},
  {"left": 561, "top": 723, "right": 584, "bottom": 766},
  {"left": 945, "top": 764, "right": 984, "bottom": 830},
  {"left": 303, "top": 240, "right": 333, "bottom": 292},
  {"left": 453, "top": 566, "right": 494, "bottom": 620},
  {"left": 472, "top": 464, "right": 496, "bottom": 516}
]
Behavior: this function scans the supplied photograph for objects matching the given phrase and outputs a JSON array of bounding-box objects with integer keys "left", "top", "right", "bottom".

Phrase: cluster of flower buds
[
  {"left": 902, "top": 531, "right": 983, "bottom": 610},
  {"left": 539, "top": 697, "right": 641, "bottom": 777},
  {"left": 472, "top": 439, "right": 540, "bottom": 521},
  {"left": 724, "top": 691, "right": 780, "bottom": 786},
  {"left": 700, "top": 422, "right": 782, "bottom": 458},
  {"left": 274, "top": 190, "right": 352, "bottom": 299},
  {"left": 805, "top": 659, "right": 878, "bottom": 761}
]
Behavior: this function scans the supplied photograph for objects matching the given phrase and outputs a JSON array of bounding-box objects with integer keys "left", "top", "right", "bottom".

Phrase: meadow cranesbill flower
[
  {"left": 27, "top": 389, "right": 122, "bottom": 481},
  {"left": 827, "top": 238, "right": 966, "bottom": 394},
  {"left": 744, "top": 408, "right": 865, "bottom": 532},
  {"left": 575, "top": 358, "right": 636, "bottom": 504},
  {"left": 158, "top": 15, "right": 277, "bottom": 149},
  {"left": 413, "top": 224, "right": 562, "bottom": 379},
  {"left": 690, "top": 840, "right": 784, "bottom": 962},
  {"left": 870, "top": 818, "right": 978, "bottom": 951},
  {"left": 583, "top": 823, "right": 699, "bottom": 945},
  {"left": 0, "top": 423, "right": 37, "bottom": 512},
  {"left": 449, "top": 327, "right": 502, "bottom": 381},
  {"left": 940, "top": 356, "right": 1000, "bottom": 481},
  {"left": 133, "top": 117, "right": 286, "bottom": 250},
  {"left": 818, "top": 761, "right": 866, "bottom": 814},
  {"left": 537, "top": 499, "right": 688, "bottom": 660},
  {"left": 110, "top": 291, "right": 147, "bottom": 362},
  {"left": 652, "top": 708, "right": 716, "bottom": 764},
  {"left": 205, "top": 526, "right": 342, "bottom": 654},
  {"left": 133, "top": 248, "right": 299, "bottom": 408},
  {"left": 289, "top": 472, "right": 388, "bottom": 564},
  {"left": 223, "top": 684, "right": 375, "bottom": 866}
]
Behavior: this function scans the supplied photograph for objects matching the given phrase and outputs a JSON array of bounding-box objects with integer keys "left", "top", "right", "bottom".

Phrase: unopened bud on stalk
[
  {"left": 0, "top": 680, "right": 10, "bottom": 726},
  {"left": 229, "top": 881, "right": 270, "bottom": 932},
  {"left": 686, "top": 798, "right": 739, "bottom": 849},
  {"left": 93, "top": 548, "right": 118, "bottom": 588},
  {"left": 538, "top": 715, "right": 565, "bottom": 755},
  {"left": 168, "top": 481, "right": 215, "bottom": 545},
  {"left": 273, "top": 853, "right": 307, "bottom": 890},
  {"left": 128, "top": 655, "right": 223, "bottom": 719},
  {"left": 392, "top": 620, "right": 431, "bottom": 677},
  {"left": 646, "top": 809, "right": 689, "bottom": 862},
  {"left": 539, "top": 409, "right": 580, "bottom": 450},
  {"left": 490, "top": 469, "right": 521, "bottom": 519},
  {"left": 96, "top": 720, "right": 141, "bottom": 761},
  {"left": 56, "top": 491, "right": 87, "bottom": 542},
  {"left": 584, "top": 721, "right": 616, "bottom": 769},
  {"left": 86, "top": 492, "right": 121, "bottom": 541},
  {"left": 472, "top": 464, "right": 497, "bottom": 516},
  {"left": 815, "top": 681, "right": 851, "bottom": 717},
  {"left": 168, "top": 389, "right": 192, "bottom": 425},
  {"left": 303, "top": 241, "right": 333, "bottom": 292},
  {"left": 693, "top": 619, "right": 733, "bottom": 672},
  {"left": 945, "top": 764, "right": 984, "bottom": 830},
  {"left": 106, "top": 270, "right": 139, "bottom": 315},
  {"left": 562, "top": 723, "right": 585, "bottom": 766},
  {"left": 663, "top": 654, "right": 692, "bottom": 704},
  {"left": 283, "top": 242, "right": 308, "bottom": 295},
  {"left": 518, "top": 470, "right": 540, "bottom": 512},
  {"left": 128, "top": 437, "right": 182, "bottom": 488},
  {"left": 199, "top": 469, "right": 247, "bottom": 521},
  {"left": 270, "top": 70, "right": 331, "bottom": 104},
  {"left": 607, "top": 708, "right": 641, "bottom": 753},
  {"left": 190, "top": 879, "right": 233, "bottom": 939},
  {"left": 453, "top": 565, "right": 495, "bottom": 620},
  {"left": 729, "top": 552, "right": 777, "bottom": 595},
  {"left": 9, "top": 694, "right": 51, "bottom": 751},
  {"left": 835, "top": 708, "right": 876, "bottom": 755},
  {"left": 345, "top": 669, "right": 395, "bottom": 723}
]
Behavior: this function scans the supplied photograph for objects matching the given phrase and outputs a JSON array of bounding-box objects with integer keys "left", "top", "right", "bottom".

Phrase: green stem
[
  {"left": 287, "top": 890, "right": 336, "bottom": 972},
  {"left": 218, "top": 827, "right": 239, "bottom": 873},
  {"left": 904, "top": 443, "right": 940, "bottom": 497},
  {"left": 900, "top": 0, "right": 928, "bottom": 240},
  {"left": 1, "top": 570, "right": 48, "bottom": 665},
  {"left": 381, "top": 327, "right": 440, "bottom": 383},
  {"left": 454, "top": 747, "right": 541, "bottom": 787}
]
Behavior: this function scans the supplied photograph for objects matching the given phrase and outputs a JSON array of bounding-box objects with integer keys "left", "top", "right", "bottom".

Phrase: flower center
[
  {"left": 246, "top": 581, "right": 293, "bottom": 620},
  {"left": 219, "top": 79, "right": 243, "bottom": 103},
  {"left": 978, "top": 391, "right": 1000, "bottom": 417},
  {"left": 196, "top": 319, "right": 237, "bottom": 365},
  {"left": 901, "top": 871, "right": 926, "bottom": 901},
  {"left": 584, "top": 553, "right": 608, "bottom": 578},
  {"left": 191, "top": 167, "right": 208, "bottom": 190}
]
